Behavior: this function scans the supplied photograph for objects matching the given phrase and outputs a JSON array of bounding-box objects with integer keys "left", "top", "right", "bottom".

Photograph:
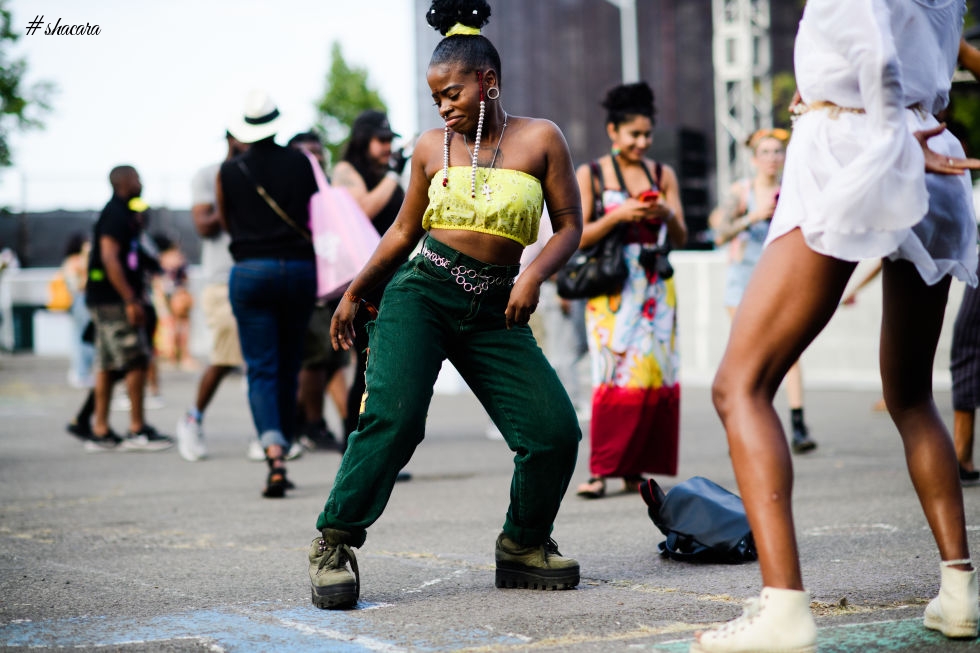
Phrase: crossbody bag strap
[
  {"left": 609, "top": 154, "right": 659, "bottom": 194},
  {"left": 588, "top": 160, "right": 605, "bottom": 219},
  {"left": 236, "top": 159, "right": 311, "bottom": 242}
]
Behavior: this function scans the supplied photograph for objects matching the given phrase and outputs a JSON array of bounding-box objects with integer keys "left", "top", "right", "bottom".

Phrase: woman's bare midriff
[{"left": 427, "top": 228, "right": 525, "bottom": 266}]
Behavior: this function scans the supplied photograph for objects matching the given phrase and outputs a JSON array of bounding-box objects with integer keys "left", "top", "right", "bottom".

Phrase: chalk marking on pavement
[
  {"left": 450, "top": 623, "right": 699, "bottom": 653},
  {"left": 0, "top": 606, "right": 404, "bottom": 652},
  {"left": 274, "top": 618, "right": 406, "bottom": 653},
  {"left": 403, "top": 568, "right": 470, "bottom": 593},
  {"left": 651, "top": 616, "right": 962, "bottom": 652},
  {"left": 805, "top": 523, "right": 899, "bottom": 536}
]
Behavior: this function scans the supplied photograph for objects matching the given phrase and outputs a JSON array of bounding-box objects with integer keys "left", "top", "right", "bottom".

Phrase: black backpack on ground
[{"left": 640, "top": 476, "right": 758, "bottom": 564}]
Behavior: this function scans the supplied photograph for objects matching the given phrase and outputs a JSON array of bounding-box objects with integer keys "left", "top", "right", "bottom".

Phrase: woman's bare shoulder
[
  {"left": 515, "top": 116, "right": 567, "bottom": 141},
  {"left": 413, "top": 127, "right": 449, "bottom": 177}
]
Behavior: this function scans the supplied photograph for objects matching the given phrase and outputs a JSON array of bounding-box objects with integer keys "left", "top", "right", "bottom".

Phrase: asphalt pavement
[{"left": 1, "top": 354, "right": 979, "bottom": 652}]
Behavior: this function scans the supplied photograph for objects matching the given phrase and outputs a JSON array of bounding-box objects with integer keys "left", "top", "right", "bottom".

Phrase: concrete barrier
[{"left": 2, "top": 254, "right": 966, "bottom": 390}]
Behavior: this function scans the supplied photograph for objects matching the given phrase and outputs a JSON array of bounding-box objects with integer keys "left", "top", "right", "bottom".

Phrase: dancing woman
[
  {"left": 695, "top": 2, "right": 980, "bottom": 651},
  {"left": 308, "top": 0, "right": 584, "bottom": 610}
]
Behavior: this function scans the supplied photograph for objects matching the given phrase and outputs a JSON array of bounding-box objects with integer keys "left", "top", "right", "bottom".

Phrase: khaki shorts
[
  {"left": 201, "top": 283, "right": 244, "bottom": 368},
  {"left": 90, "top": 303, "right": 151, "bottom": 372},
  {"left": 303, "top": 301, "right": 351, "bottom": 373}
]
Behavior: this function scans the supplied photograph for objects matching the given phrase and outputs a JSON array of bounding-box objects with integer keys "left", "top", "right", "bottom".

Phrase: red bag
[{"left": 304, "top": 153, "right": 381, "bottom": 300}]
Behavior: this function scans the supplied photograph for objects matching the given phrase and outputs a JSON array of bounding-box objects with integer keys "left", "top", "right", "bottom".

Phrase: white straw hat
[{"left": 227, "top": 90, "right": 283, "bottom": 144}]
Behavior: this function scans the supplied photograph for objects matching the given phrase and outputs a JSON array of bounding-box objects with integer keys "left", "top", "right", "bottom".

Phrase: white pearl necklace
[{"left": 463, "top": 113, "right": 507, "bottom": 201}]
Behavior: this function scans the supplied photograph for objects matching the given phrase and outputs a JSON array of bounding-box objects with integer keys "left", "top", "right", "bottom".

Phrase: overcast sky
[{"left": 0, "top": 0, "right": 418, "bottom": 212}]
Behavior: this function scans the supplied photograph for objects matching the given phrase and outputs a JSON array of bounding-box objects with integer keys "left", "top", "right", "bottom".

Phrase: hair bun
[
  {"left": 427, "top": 0, "right": 492, "bottom": 36},
  {"left": 601, "top": 82, "right": 655, "bottom": 116}
]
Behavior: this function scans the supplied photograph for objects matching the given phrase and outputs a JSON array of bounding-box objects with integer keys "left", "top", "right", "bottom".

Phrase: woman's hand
[
  {"left": 916, "top": 124, "right": 980, "bottom": 175},
  {"left": 330, "top": 296, "right": 359, "bottom": 351},
  {"left": 646, "top": 198, "right": 679, "bottom": 224},
  {"left": 612, "top": 198, "right": 657, "bottom": 224},
  {"left": 504, "top": 277, "right": 541, "bottom": 330}
]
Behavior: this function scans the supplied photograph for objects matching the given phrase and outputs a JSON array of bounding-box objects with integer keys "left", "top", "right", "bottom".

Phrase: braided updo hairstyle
[
  {"left": 427, "top": 0, "right": 501, "bottom": 77},
  {"left": 601, "top": 82, "right": 657, "bottom": 128}
]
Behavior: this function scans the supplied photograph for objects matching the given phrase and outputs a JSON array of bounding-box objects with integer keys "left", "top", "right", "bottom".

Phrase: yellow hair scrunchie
[{"left": 446, "top": 23, "right": 481, "bottom": 37}]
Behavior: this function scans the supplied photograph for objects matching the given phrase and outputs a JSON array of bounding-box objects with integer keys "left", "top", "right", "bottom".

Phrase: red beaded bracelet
[{"left": 343, "top": 290, "right": 360, "bottom": 304}]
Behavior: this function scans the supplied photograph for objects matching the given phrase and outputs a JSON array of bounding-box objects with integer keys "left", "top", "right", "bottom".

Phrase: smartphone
[{"left": 637, "top": 190, "right": 660, "bottom": 202}]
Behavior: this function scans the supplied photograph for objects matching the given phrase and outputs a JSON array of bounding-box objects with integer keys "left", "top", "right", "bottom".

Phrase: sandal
[
  {"left": 576, "top": 477, "right": 606, "bottom": 499},
  {"left": 623, "top": 475, "right": 644, "bottom": 493},
  {"left": 263, "top": 455, "right": 289, "bottom": 498}
]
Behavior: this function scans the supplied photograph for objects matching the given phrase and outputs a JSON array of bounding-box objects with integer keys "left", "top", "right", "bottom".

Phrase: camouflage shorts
[{"left": 90, "top": 303, "right": 151, "bottom": 372}]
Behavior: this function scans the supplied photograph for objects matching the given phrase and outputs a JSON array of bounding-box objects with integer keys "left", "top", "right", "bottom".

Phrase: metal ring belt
[{"left": 420, "top": 246, "right": 515, "bottom": 295}]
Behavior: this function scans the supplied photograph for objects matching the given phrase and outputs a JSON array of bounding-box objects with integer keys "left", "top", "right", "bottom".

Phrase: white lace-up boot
[
  {"left": 923, "top": 560, "right": 979, "bottom": 639},
  {"left": 690, "top": 587, "right": 816, "bottom": 653}
]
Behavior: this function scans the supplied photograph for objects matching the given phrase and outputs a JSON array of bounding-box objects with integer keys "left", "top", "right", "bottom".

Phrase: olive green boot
[
  {"left": 494, "top": 533, "right": 580, "bottom": 590},
  {"left": 308, "top": 529, "right": 359, "bottom": 609}
]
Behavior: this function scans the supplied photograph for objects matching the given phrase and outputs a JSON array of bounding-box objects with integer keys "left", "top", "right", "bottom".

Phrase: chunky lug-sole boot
[
  {"left": 691, "top": 587, "right": 817, "bottom": 653},
  {"left": 494, "top": 533, "right": 579, "bottom": 590},
  {"left": 308, "top": 529, "right": 359, "bottom": 609},
  {"left": 924, "top": 562, "right": 979, "bottom": 639}
]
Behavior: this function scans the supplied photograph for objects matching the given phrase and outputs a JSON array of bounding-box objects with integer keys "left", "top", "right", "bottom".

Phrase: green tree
[
  {"left": 772, "top": 72, "right": 797, "bottom": 130},
  {"left": 314, "top": 42, "right": 387, "bottom": 168},
  {"left": 0, "top": 1, "right": 54, "bottom": 170}
]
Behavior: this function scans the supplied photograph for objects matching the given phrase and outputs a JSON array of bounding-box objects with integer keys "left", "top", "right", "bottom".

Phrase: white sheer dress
[{"left": 768, "top": 0, "right": 977, "bottom": 287}]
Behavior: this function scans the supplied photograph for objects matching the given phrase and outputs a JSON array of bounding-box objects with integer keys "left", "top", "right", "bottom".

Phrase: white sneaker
[
  {"left": 924, "top": 563, "right": 979, "bottom": 639},
  {"left": 176, "top": 413, "right": 207, "bottom": 462},
  {"left": 246, "top": 440, "right": 266, "bottom": 462},
  {"left": 286, "top": 441, "right": 304, "bottom": 460},
  {"left": 690, "top": 587, "right": 816, "bottom": 653}
]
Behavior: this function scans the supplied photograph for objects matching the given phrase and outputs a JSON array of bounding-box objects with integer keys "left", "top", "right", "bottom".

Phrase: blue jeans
[
  {"left": 229, "top": 258, "right": 315, "bottom": 450},
  {"left": 69, "top": 295, "right": 94, "bottom": 385}
]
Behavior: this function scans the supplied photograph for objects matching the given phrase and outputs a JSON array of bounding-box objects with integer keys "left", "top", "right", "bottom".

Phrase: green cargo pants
[{"left": 316, "top": 236, "right": 581, "bottom": 547}]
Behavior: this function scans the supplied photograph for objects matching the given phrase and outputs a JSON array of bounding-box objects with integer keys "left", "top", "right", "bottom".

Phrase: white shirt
[{"left": 768, "top": 0, "right": 976, "bottom": 286}]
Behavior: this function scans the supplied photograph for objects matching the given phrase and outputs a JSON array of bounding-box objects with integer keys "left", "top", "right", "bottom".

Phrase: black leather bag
[
  {"left": 556, "top": 225, "right": 628, "bottom": 299},
  {"left": 640, "top": 476, "right": 757, "bottom": 564},
  {"left": 556, "top": 161, "right": 628, "bottom": 300}
]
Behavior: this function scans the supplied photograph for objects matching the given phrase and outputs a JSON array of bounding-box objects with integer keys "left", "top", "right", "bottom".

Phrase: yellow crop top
[{"left": 422, "top": 167, "right": 543, "bottom": 247}]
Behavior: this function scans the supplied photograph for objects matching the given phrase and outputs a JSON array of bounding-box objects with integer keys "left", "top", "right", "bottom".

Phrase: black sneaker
[
  {"left": 66, "top": 421, "right": 94, "bottom": 442},
  {"left": 298, "top": 419, "right": 341, "bottom": 452},
  {"left": 791, "top": 424, "right": 817, "bottom": 454},
  {"left": 121, "top": 424, "right": 174, "bottom": 452},
  {"left": 960, "top": 465, "right": 980, "bottom": 485},
  {"left": 84, "top": 430, "right": 123, "bottom": 453}
]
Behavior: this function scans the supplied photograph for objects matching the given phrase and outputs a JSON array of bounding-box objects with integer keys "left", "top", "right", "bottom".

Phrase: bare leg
[
  {"left": 953, "top": 409, "right": 976, "bottom": 472},
  {"left": 327, "top": 368, "right": 348, "bottom": 421},
  {"left": 785, "top": 361, "right": 804, "bottom": 410},
  {"left": 92, "top": 369, "right": 115, "bottom": 436},
  {"left": 146, "top": 357, "right": 160, "bottom": 396},
  {"left": 712, "top": 229, "right": 856, "bottom": 589},
  {"left": 298, "top": 368, "right": 327, "bottom": 424},
  {"left": 730, "top": 306, "right": 808, "bottom": 432},
  {"left": 195, "top": 365, "right": 234, "bottom": 414},
  {"left": 125, "top": 366, "right": 147, "bottom": 433},
  {"left": 879, "top": 259, "right": 970, "bottom": 568}
]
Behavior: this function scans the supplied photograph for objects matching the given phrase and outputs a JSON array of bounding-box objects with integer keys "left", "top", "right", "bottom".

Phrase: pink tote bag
[{"left": 304, "top": 153, "right": 381, "bottom": 300}]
